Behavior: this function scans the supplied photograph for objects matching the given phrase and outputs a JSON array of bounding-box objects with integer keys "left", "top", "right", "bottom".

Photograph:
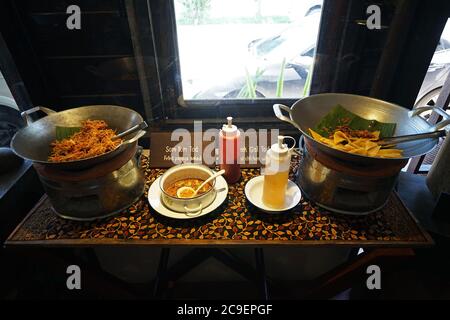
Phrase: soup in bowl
[
  {"left": 165, "top": 178, "right": 212, "bottom": 198},
  {"left": 159, "top": 164, "right": 217, "bottom": 215}
]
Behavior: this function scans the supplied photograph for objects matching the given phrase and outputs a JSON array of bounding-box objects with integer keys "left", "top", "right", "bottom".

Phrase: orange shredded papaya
[{"left": 48, "top": 120, "right": 122, "bottom": 162}]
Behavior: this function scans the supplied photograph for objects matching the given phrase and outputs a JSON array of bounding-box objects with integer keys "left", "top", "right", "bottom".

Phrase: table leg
[
  {"left": 212, "top": 249, "right": 260, "bottom": 283},
  {"left": 153, "top": 248, "right": 268, "bottom": 299},
  {"left": 303, "top": 247, "right": 415, "bottom": 299},
  {"left": 163, "top": 248, "right": 212, "bottom": 283},
  {"left": 153, "top": 248, "right": 170, "bottom": 298},
  {"left": 254, "top": 248, "right": 269, "bottom": 300}
]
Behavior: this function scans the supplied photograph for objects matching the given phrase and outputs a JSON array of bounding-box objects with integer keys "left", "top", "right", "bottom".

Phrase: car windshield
[{"left": 256, "top": 35, "right": 286, "bottom": 56}]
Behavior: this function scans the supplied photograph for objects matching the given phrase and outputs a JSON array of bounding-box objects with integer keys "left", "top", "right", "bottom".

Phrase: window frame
[{"left": 147, "top": 0, "right": 316, "bottom": 123}]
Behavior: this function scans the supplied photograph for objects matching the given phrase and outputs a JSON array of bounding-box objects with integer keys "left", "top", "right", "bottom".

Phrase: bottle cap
[
  {"left": 221, "top": 116, "right": 238, "bottom": 136},
  {"left": 270, "top": 136, "right": 289, "bottom": 155}
]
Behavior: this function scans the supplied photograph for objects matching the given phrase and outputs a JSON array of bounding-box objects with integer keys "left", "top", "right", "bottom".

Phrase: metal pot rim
[
  {"left": 274, "top": 93, "right": 447, "bottom": 164},
  {"left": 10, "top": 105, "right": 146, "bottom": 170}
]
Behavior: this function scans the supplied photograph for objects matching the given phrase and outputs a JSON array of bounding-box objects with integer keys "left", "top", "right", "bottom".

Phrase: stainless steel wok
[
  {"left": 274, "top": 93, "right": 450, "bottom": 164},
  {"left": 10, "top": 105, "right": 147, "bottom": 170}
]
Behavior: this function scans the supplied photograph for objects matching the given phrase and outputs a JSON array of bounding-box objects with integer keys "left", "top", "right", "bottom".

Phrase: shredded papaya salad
[{"left": 48, "top": 120, "right": 122, "bottom": 162}]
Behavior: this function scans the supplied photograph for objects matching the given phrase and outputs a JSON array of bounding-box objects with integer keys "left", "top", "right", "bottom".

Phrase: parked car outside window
[{"left": 194, "top": 14, "right": 450, "bottom": 105}]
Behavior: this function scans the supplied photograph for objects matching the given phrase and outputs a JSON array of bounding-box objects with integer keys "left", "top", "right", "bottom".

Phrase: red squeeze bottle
[{"left": 219, "top": 117, "right": 241, "bottom": 184}]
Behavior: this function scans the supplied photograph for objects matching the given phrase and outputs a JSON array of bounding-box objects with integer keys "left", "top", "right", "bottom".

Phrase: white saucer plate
[
  {"left": 147, "top": 175, "right": 228, "bottom": 220},
  {"left": 244, "top": 176, "right": 301, "bottom": 213}
]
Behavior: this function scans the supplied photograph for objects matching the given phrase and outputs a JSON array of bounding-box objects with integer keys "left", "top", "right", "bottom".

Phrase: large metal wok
[
  {"left": 10, "top": 105, "right": 147, "bottom": 170},
  {"left": 274, "top": 93, "right": 450, "bottom": 164}
]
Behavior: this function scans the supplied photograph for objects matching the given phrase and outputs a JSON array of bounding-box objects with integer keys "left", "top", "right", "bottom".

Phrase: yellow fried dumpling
[
  {"left": 349, "top": 147, "right": 368, "bottom": 156},
  {"left": 364, "top": 140, "right": 379, "bottom": 151},
  {"left": 333, "top": 131, "right": 350, "bottom": 144},
  {"left": 308, "top": 128, "right": 402, "bottom": 159},
  {"left": 377, "top": 149, "right": 403, "bottom": 158},
  {"left": 369, "top": 131, "right": 381, "bottom": 141},
  {"left": 348, "top": 139, "right": 366, "bottom": 149},
  {"left": 367, "top": 145, "right": 381, "bottom": 157},
  {"left": 334, "top": 144, "right": 351, "bottom": 152},
  {"left": 309, "top": 129, "right": 333, "bottom": 145}
]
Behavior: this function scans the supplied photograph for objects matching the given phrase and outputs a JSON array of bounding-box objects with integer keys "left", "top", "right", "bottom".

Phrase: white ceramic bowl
[{"left": 159, "top": 164, "right": 217, "bottom": 215}]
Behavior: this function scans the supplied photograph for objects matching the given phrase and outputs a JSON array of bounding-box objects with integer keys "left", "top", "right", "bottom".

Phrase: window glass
[
  {"left": 412, "top": 18, "right": 450, "bottom": 173},
  {"left": 0, "top": 67, "right": 21, "bottom": 147},
  {"left": 174, "top": 0, "right": 323, "bottom": 100},
  {"left": 416, "top": 18, "right": 450, "bottom": 108}
]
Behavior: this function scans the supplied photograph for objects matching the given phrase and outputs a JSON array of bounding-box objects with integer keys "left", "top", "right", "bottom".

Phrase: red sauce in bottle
[{"left": 219, "top": 117, "right": 241, "bottom": 184}]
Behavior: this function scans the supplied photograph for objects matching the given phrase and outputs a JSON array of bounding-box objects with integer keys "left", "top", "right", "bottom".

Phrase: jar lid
[{"left": 221, "top": 117, "right": 238, "bottom": 136}]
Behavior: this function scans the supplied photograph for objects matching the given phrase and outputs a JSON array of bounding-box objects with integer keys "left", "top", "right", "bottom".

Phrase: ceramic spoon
[{"left": 177, "top": 169, "right": 226, "bottom": 199}]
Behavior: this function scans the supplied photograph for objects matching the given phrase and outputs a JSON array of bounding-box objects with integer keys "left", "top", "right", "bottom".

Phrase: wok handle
[
  {"left": 410, "top": 106, "right": 449, "bottom": 120},
  {"left": 432, "top": 119, "right": 450, "bottom": 132},
  {"left": 21, "top": 106, "right": 57, "bottom": 126},
  {"left": 273, "top": 104, "right": 302, "bottom": 131},
  {"left": 410, "top": 106, "right": 450, "bottom": 132}
]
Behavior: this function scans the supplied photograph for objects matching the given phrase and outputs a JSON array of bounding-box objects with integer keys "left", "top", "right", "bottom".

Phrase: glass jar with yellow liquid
[{"left": 262, "top": 136, "right": 295, "bottom": 209}]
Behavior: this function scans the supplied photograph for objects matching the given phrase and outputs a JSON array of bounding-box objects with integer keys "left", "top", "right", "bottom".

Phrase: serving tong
[
  {"left": 113, "top": 121, "right": 148, "bottom": 140},
  {"left": 378, "top": 129, "right": 447, "bottom": 148}
]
